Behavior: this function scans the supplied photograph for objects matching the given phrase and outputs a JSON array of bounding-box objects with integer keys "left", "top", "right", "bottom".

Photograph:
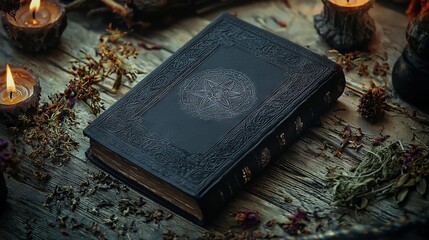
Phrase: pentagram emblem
[{"left": 179, "top": 68, "right": 257, "bottom": 121}]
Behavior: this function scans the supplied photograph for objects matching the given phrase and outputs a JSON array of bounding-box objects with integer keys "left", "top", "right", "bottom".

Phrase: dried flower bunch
[
  {"left": 11, "top": 26, "right": 141, "bottom": 179},
  {"left": 98, "top": 26, "right": 141, "bottom": 91},
  {"left": 0, "top": 0, "right": 20, "bottom": 18},
  {"left": 69, "top": 25, "right": 142, "bottom": 115},
  {"left": 17, "top": 94, "right": 78, "bottom": 180},
  {"left": 326, "top": 139, "right": 429, "bottom": 209},
  {"left": 0, "top": 138, "right": 19, "bottom": 173},
  {"left": 358, "top": 84, "right": 386, "bottom": 122},
  {"left": 328, "top": 50, "right": 371, "bottom": 72},
  {"left": 372, "top": 61, "right": 390, "bottom": 76},
  {"left": 328, "top": 50, "right": 391, "bottom": 80}
]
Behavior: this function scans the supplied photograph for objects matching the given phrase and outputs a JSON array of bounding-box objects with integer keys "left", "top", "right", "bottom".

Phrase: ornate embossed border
[{"left": 86, "top": 13, "right": 333, "bottom": 196}]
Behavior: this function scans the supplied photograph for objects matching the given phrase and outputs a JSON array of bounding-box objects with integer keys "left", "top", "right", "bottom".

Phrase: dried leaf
[
  {"left": 361, "top": 177, "right": 375, "bottom": 186},
  {"left": 395, "top": 173, "right": 409, "bottom": 188},
  {"left": 382, "top": 165, "right": 388, "bottom": 179},
  {"left": 403, "top": 177, "right": 416, "bottom": 187},
  {"left": 355, "top": 197, "right": 368, "bottom": 209},
  {"left": 333, "top": 149, "right": 342, "bottom": 158},
  {"left": 417, "top": 178, "right": 427, "bottom": 196},
  {"left": 254, "top": 16, "right": 267, "bottom": 26},
  {"left": 395, "top": 188, "right": 409, "bottom": 204},
  {"left": 372, "top": 135, "right": 390, "bottom": 146},
  {"left": 416, "top": 175, "right": 421, "bottom": 183},
  {"left": 276, "top": 19, "right": 287, "bottom": 28},
  {"left": 284, "top": 196, "right": 293, "bottom": 203}
]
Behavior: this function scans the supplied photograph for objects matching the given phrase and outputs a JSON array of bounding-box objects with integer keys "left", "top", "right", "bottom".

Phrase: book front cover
[
  {"left": 84, "top": 13, "right": 336, "bottom": 198},
  {"left": 143, "top": 46, "right": 286, "bottom": 154}
]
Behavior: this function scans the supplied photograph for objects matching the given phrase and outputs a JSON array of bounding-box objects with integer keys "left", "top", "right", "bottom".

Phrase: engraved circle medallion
[{"left": 179, "top": 68, "right": 257, "bottom": 121}]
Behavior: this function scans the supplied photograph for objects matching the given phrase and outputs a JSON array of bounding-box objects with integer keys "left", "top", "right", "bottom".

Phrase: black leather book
[{"left": 84, "top": 13, "right": 345, "bottom": 225}]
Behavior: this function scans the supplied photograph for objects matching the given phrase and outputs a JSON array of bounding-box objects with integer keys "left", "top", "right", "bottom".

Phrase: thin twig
[{"left": 100, "top": 0, "right": 128, "bottom": 16}]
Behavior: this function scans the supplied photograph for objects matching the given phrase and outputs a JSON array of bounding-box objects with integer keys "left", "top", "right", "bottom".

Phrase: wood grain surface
[{"left": 1, "top": 0, "right": 428, "bottom": 239}]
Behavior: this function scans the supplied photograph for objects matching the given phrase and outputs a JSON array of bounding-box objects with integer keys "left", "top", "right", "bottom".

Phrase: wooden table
[{"left": 1, "top": 0, "right": 428, "bottom": 239}]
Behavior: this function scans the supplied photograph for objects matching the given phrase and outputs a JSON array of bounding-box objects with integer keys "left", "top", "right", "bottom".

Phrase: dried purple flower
[
  {"left": 0, "top": 139, "right": 18, "bottom": 173},
  {"left": 279, "top": 208, "right": 310, "bottom": 236},
  {"left": 401, "top": 145, "right": 421, "bottom": 173},
  {"left": 234, "top": 209, "right": 260, "bottom": 228}
]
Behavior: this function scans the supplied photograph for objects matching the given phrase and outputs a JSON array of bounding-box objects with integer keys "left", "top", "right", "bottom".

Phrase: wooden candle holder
[
  {"left": 1, "top": 0, "right": 67, "bottom": 52},
  {"left": 0, "top": 65, "right": 41, "bottom": 126},
  {"left": 314, "top": 0, "right": 376, "bottom": 53}
]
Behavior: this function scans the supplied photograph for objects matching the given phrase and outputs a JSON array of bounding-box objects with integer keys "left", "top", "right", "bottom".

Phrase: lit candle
[
  {"left": 0, "top": 64, "right": 32, "bottom": 105},
  {"left": 0, "top": 64, "right": 41, "bottom": 126},
  {"left": 17, "top": 0, "right": 55, "bottom": 27},
  {"left": 1, "top": 0, "right": 67, "bottom": 52},
  {"left": 330, "top": 0, "right": 369, "bottom": 7},
  {"left": 314, "top": 0, "right": 376, "bottom": 52}
]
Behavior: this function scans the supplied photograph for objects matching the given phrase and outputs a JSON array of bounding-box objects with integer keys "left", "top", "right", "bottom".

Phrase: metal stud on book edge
[
  {"left": 260, "top": 147, "right": 271, "bottom": 168},
  {"left": 295, "top": 116, "right": 304, "bottom": 134},
  {"left": 278, "top": 132, "right": 287, "bottom": 147},
  {"left": 242, "top": 167, "right": 251, "bottom": 184}
]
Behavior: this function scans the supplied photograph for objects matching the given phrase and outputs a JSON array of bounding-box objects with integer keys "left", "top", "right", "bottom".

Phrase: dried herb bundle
[
  {"left": 326, "top": 140, "right": 429, "bottom": 209},
  {"left": 328, "top": 50, "right": 391, "bottom": 79},
  {"left": 328, "top": 50, "right": 371, "bottom": 72},
  {"left": 10, "top": 26, "right": 143, "bottom": 179},
  {"left": 69, "top": 25, "right": 142, "bottom": 115},
  {"left": 18, "top": 94, "right": 78, "bottom": 180}
]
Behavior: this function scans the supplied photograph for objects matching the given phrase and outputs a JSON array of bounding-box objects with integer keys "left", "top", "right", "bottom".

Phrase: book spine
[{"left": 199, "top": 66, "right": 345, "bottom": 222}]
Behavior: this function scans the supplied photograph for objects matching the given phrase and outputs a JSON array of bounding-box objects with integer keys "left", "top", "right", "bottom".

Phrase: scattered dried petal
[
  {"left": 271, "top": 16, "right": 287, "bottom": 27},
  {"left": 234, "top": 209, "right": 260, "bottom": 228}
]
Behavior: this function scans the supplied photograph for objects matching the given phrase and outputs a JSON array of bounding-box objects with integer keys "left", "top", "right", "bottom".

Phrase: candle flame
[
  {"left": 29, "top": 0, "right": 41, "bottom": 13},
  {"left": 331, "top": 0, "right": 366, "bottom": 7},
  {"left": 6, "top": 64, "right": 16, "bottom": 94}
]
